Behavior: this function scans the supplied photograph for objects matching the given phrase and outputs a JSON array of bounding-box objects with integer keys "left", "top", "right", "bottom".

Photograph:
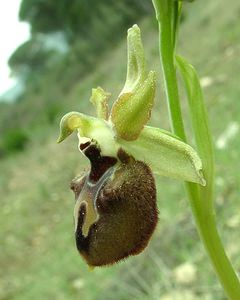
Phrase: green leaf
[
  {"left": 90, "top": 87, "right": 110, "bottom": 120},
  {"left": 118, "top": 125, "right": 206, "bottom": 186},
  {"left": 176, "top": 55, "right": 214, "bottom": 197}
]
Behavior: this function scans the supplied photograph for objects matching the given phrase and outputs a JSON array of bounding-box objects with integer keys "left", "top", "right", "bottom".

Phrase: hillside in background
[
  {"left": 0, "top": 0, "right": 240, "bottom": 299},
  {"left": 0, "top": 0, "right": 153, "bottom": 158}
]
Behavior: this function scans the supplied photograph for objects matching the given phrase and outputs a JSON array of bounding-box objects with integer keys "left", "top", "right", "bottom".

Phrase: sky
[{"left": 0, "top": 0, "right": 30, "bottom": 96}]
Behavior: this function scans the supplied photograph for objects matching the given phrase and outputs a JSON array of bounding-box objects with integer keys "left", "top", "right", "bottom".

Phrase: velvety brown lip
[
  {"left": 79, "top": 141, "right": 91, "bottom": 151},
  {"left": 82, "top": 144, "right": 117, "bottom": 182},
  {"left": 72, "top": 148, "right": 158, "bottom": 267}
]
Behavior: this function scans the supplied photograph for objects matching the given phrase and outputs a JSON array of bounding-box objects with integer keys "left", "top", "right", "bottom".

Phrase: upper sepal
[
  {"left": 110, "top": 24, "right": 156, "bottom": 141},
  {"left": 110, "top": 71, "right": 156, "bottom": 141},
  {"left": 120, "top": 24, "right": 146, "bottom": 94}
]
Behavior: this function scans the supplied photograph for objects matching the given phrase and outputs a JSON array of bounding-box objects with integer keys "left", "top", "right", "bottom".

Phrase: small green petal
[
  {"left": 118, "top": 126, "right": 206, "bottom": 186},
  {"left": 111, "top": 71, "right": 156, "bottom": 141},
  {"left": 90, "top": 87, "right": 111, "bottom": 120}
]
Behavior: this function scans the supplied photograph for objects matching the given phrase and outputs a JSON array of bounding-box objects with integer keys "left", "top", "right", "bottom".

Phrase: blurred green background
[{"left": 0, "top": 0, "right": 240, "bottom": 299}]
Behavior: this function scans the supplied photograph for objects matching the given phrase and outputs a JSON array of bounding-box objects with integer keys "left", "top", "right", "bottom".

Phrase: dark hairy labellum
[{"left": 70, "top": 145, "right": 158, "bottom": 267}]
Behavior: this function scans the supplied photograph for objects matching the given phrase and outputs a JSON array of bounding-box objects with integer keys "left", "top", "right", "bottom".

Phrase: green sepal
[
  {"left": 110, "top": 24, "right": 156, "bottom": 141},
  {"left": 90, "top": 87, "right": 111, "bottom": 120},
  {"left": 120, "top": 24, "right": 146, "bottom": 94},
  {"left": 118, "top": 125, "right": 206, "bottom": 186},
  {"left": 111, "top": 71, "right": 156, "bottom": 141}
]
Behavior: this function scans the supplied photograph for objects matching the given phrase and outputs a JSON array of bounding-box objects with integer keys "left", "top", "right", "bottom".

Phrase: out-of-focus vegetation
[
  {"left": 0, "top": 0, "right": 240, "bottom": 299},
  {"left": 0, "top": 0, "right": 153, "bottom": 157}
]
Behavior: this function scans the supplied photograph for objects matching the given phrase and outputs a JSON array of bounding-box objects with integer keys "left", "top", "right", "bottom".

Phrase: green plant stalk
[
  {"left": 152, "top": 0, "right": 186, "bottom": 137},
  {"left": 152, "top": 0, "right": 240, "bottom": 298}
]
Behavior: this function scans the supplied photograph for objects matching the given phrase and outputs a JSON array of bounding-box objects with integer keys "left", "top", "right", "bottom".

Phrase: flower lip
[
  {"left": 73, "top": 153, "right": 158, "bottom": 266},
  {"left": 79, "top": 141, "right": 91, "bottom": 151},
  {"left": 80, "top": 142, "right": 117, "bottom": 183},
  {"left": 75, "top": 203, "right": 91, "bottom": 251}
]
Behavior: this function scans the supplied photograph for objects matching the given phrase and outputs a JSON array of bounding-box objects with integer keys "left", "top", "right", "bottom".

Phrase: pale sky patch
[{"left": 0, "top": 0, "right": 30, "bottom": 95}]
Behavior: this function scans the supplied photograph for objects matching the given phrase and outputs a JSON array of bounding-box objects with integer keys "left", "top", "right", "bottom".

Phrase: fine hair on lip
[{"left": 72, "top": 148, "right": 158, "bottom": 267}]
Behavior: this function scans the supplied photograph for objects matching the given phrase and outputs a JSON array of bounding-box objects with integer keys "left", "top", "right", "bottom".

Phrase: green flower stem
[
  {"left": 152, "top": 0, "right": 186, "bottom": 138},
  {"left": 152, "top": 0, "right": 240, "bottom": 298},
  {"left": 187, "top": 184, "right": 240, "bottom": 299}
]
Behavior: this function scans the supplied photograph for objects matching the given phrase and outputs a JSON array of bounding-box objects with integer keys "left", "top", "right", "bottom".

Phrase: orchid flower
[{"left": 57, "top": 24, "right": 205, "bottom": 267}]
